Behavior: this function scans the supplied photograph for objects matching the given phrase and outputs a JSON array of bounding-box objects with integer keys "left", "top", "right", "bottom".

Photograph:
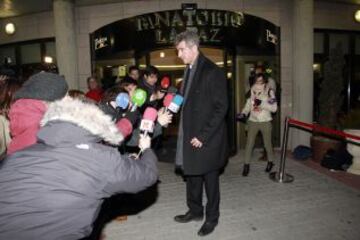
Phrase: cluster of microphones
[{"left": 113, "top": 76, "right": 184, "bottom": 156}]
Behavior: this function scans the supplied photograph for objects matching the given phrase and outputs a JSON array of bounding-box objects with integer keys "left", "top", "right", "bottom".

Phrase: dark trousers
[
  {"left": 79, "top": 183, "right": 158, "bottom": 240},
  {"left": 186, "top": 170, "right": 220, "bottom": 223}
]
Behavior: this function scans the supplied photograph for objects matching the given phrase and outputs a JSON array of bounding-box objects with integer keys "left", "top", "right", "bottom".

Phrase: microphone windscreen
[
  {"left": 163, "top": 94, "right": 174, "bottom": 107},
  {"left": 168, "top": 94, "right": 184, "bottom": 113},
  {"left": 140, "top": 107, "right": 157, "bottom": 133},
  {"left": 116, "top": 118, "right": 133, "bottom": 138},
  {"left": 131, "top": 88, "right": 147, "bottom": 107},
  {"left": 172, "top": 95, "right": 184, "bottom": 106},
  {"left": 143, "top": 107, "right": 158, "bottom": 122},
  {"left": 160, "top": 76, "right": 170, "bottom": 89},
  {"left": 116, "top": 92, "right": 130, "bottom": 109}
]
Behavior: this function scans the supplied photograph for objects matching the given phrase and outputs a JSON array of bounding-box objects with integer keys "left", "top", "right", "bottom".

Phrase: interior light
[
  {"left": 44, "top": 56, "right": 53, "bottom": 64},
  {"left": 313, "top": 63, "right": 320, "bottom": 71},
  {"left": 355, "top": 10, "right": 360, "bottom": 23},
  {"left": 5, "top": 22, "right": 15, "bottom": 35},
  {"left": 160, "top": 52, "right": 165, "bottom": 58},
  {"left": 153, "top": 64, "right": 186, "bottom": 69},
  {"left": 4, "top": 57, "right": 12, "bottom": 64},
  {"left": 182, "top": 3, "right": 197, "bottom": 10}
]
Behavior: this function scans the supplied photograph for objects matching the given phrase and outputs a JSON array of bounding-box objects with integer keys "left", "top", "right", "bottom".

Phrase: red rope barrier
[
  {"left": 288, "top": 118, "right": 313, "bottom": 130},
  {"left": 288, "top": 118, "right": 360, "bottom": 141}
]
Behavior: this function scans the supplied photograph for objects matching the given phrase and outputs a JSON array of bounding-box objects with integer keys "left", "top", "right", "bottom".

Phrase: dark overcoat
[{"left": 182, "top": 53, "right": 229, "bottom": 175}]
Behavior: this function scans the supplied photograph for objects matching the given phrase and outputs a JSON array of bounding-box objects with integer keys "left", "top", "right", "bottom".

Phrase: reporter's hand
[
  {"left": 157, "top": 108, "right": 173, "bottom": 126},
  {"left": 138, "top": 134, "right": 151, "bottom": 151}
]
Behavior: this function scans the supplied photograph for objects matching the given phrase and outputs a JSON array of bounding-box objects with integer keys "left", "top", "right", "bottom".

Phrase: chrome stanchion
[{"left": 269, "top": 116, "right": 294, "bottom": 183}]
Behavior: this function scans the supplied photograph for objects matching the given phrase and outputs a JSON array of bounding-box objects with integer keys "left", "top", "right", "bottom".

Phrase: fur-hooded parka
[
  {"left": 41, "top": 96, "right": 124, "bottom": 145},
  {"left": 0, "top": 97, "right": 158, "bottom": 240}
]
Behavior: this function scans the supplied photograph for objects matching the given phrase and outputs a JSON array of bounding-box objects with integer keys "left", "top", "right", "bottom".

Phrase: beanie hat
[{"left": 14, "top": 72, "right": 68, "bottom": 101}]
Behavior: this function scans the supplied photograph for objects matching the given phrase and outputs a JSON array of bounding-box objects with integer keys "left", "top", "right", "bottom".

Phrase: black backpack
[
  {"left": 321, "top": 148, "right": 353, "bottom": 170},
  {"left": 293, "top": 145, "right": 312, "bottom": 160}
]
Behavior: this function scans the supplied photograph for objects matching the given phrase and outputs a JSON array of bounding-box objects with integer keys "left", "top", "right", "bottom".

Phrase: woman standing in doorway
[{"left": 237, "top": 73, "right": 277, "bottom": 176}]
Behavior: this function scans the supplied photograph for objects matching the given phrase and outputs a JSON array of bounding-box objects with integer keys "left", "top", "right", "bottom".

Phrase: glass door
[{"left": 235, "top": 55, "right": 281, "bottom": 149}]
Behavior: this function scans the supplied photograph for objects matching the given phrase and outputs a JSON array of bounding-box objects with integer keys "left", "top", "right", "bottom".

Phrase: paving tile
[{"left": 104, "top": 151, "right": 360, "bottom": 240}]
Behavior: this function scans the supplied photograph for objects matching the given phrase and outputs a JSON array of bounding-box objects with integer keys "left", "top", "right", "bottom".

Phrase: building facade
[{"left": 0, "top": 0, "right": 359, "bottom": 150}]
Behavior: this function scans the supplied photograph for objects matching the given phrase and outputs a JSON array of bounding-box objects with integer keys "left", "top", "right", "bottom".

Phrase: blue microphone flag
[{"left": 168, "top": 94, "right": 184, "bottom": 113}]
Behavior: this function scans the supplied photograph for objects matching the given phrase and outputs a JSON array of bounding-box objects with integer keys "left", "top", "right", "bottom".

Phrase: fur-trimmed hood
[{"left": 40, "top": 96, "right": 123, "bottom": 145}]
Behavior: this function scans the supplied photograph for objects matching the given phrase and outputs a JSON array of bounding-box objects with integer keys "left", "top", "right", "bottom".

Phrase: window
[
  {"left": 314, "top": 32, "right": 324, "bottom": 54},
  {"left": 21, "top": 44, "right": 41, "bottom": 64},
  {"left": 45, "top": 42, "right": 56, "bottom": 62},
  {"left": 0, "top": 47, "right": 16, "bottom": 65},
  {"left": 355, "top": 35, "right": 360, "bottom": 55},
  {"left": 329, "top": 33, "right": 349, "bottom": 54}
]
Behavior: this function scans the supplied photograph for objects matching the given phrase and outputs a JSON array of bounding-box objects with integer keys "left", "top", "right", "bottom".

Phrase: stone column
[
  {"left": 53, "top": 0, "right": 78, "bottom": 89},
  {"left": 292, "top": 0, "right": 314, "bottom": 148}
]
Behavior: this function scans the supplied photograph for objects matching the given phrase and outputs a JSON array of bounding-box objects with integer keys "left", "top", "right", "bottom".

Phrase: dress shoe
[
  {"left": 174, "top": 211, "right": 203, "bottom": 223},
  {"left": 197, "top": 221, "right": 218, "bottom": 236},
  {"left": 174, "top": 166, "right": 183, "bottom": 176},
  {"left": 242, "top": 164, "right": 250, "bottom": 176},
  {"left": 265, "top": 161, "right": 274, "bottom": 172}
]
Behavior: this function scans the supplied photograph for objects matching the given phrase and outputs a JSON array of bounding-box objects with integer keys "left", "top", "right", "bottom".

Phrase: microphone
[
  {"left": 136, "top": 107, "right": 157, "bottom": 158},
  {"left": 167, "top": 94, "right": 184, "bottom": 114},
  {"left": 115, "top": 108, "right": 140, "bottom": 141},
  {"left": 115, "top": 92, "right": 130, "bottom": 110},
  {"left": 139, "top": 107, "right": 158, "bottom": 136},
  {"left": 160, "top": 94, "right": 175, "bottom": 128},
  {"left": 116, "top": 118, "right": 133, "bottom": 139},
  {"left": 131, "top": 88, "right": 147, "bottom": 112},
  {"left": 163, "top": 94, "right": 174, "bottom": 111},
  {"left": 160, "top": 76, "right": 170, "bottom": 92}
]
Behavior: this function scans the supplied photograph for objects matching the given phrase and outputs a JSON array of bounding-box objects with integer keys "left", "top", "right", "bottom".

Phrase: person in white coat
[{"left": 238, "top": 73, "right": 277, "bottom": 176}]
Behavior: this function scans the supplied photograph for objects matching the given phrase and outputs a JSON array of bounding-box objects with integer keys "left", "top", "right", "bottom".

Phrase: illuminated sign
[
  {"left": 94, "top": 37, "right": 108, "bottom": 50},
  {"left": 266, "top": 29, "right": 278, "bottom": 45},
  {"left": 135, "top": 10, "right": 244, "bottom": 44},
  {"left": 93, "top": 9, "right": 279, "bottom": 59}
]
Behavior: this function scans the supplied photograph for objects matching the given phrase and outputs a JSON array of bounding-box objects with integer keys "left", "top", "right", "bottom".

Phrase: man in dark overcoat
[{"left": 174, "top": 30, "right": 229, "bottom": 236}]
